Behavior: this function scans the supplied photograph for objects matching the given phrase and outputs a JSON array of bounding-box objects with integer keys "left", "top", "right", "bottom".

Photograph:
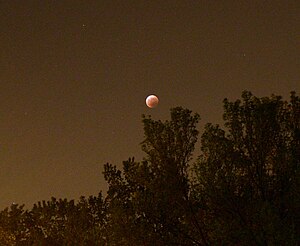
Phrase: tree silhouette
[
  {"left": 0, "top": 194, "right": 108, "bottom": 245},
  {"left": 194, "top": 91, "right": 299, "bottom": 244},
  {"left": 1, "top": 91, "right": 298, "bottom": 245},
  {"left": 103, "top": 107, "right": 205, "bottom": 245}
]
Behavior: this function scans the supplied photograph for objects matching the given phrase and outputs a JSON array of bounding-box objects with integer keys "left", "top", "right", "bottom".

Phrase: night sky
[{"left": 1, "top": 1, "right": 299, "bottom": 208}]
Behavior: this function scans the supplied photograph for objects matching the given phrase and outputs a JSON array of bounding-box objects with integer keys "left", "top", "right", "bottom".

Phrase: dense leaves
[
  {"left": 103, "top": 107, "right": 203, "bottom": 245},
  {"left": 195, "top": 91, "right": 299, "bottom": 244},
  {"left": 1, "top": 92, "right": 298, "bottom": 245},
  {"left": 0, "top": 195, "right": 108, "bottom": 245}
]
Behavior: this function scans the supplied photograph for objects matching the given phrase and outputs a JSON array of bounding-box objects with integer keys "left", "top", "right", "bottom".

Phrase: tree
[
  {"left": 0, "top": 203, "right": 29, "bottom": 244},
  {"left": 0, "top": 194, "right": 108, "bottom": 245},
  {"left": 103, "top": 107, "right": 206, "bottom": 245},
  {"left": 1, "top": 91, "right": 298, "bottom": 245},
  {"left": 194, "top": 91, "right": 299, "bottom": 244},
  {"left": 26, "top": 194, "right": 108, "bottom": 245}
]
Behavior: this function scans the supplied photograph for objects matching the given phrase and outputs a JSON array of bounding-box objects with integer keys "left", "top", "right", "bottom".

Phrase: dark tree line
[
  {"left": 0, "top": 195, "right": 108, "bottom": 245},
  {"left": 1, "top": 91, "right": 299, "bottom": 245}
]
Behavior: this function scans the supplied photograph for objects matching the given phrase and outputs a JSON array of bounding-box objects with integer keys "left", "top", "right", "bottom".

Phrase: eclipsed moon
[{"left": 146, "top": 95, "right": 159, "bottom": 108}]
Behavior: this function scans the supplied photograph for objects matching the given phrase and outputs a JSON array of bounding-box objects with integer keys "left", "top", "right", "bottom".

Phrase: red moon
[{"left": 146, "top": 95, "right": 159, "bottom": 108}]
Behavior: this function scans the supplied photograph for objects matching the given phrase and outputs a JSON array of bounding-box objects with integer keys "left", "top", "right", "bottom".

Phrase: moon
[{"left": 146, "top": 95, "right": 159, "bottom": 108}]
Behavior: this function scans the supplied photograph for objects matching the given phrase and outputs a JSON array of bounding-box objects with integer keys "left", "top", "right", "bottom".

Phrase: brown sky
[{"left": 0, "top": 1, "right": 299, "bottom": 208}]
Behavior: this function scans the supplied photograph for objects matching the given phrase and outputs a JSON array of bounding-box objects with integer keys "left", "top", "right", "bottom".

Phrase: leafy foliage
[
  {"left": 194, "top": 91, "right": 299, "bottom": 244},
  {"left": 1, "top": 92, "right": 298, "bottom": 245},
  {"left": 103, "top": 107, "right": 204, "bottom": 245},
  {"left": 0, "top": 194, "right": 108, "bottom": 245}
]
